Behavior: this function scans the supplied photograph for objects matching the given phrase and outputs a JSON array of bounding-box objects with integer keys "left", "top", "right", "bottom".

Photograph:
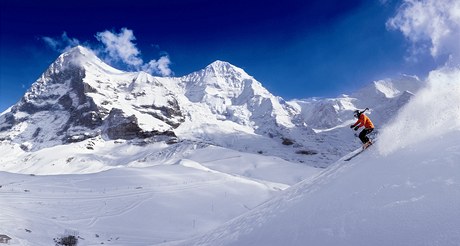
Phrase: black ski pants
[{"left": 359, "top": 128, "right": 374, "bottom": 144}]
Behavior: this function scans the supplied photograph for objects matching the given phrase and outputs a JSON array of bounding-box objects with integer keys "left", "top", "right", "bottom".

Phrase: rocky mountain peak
[
  {"left": 205, "top": 60, "right": 246, "bottom": 76},
  {"left": 47, "top": 46, "right": 92, "bottom": 72},
  {"left": 185, "top": 60, "right": 252, "bottom": 84},
  {"left": 0, "top": 46, "right": 180, "bottom": 150}
]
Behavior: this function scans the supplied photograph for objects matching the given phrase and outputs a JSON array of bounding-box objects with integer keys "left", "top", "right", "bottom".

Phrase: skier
[{"left": 350, "top": 108, "right": 374, "bottom": 149}]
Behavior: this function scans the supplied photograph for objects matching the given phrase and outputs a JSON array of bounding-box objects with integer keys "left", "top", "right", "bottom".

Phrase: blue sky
[{"left": 0, "top": 0, "right": 443, "bottom": 112}]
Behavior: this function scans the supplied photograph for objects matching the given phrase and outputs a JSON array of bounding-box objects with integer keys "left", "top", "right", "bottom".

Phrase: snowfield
[
  {"left": 0, "top": 164, "right": 287, "bottom": 245},
  {"left": 0, "top": 141, "right": 319, "bottom": 245}
]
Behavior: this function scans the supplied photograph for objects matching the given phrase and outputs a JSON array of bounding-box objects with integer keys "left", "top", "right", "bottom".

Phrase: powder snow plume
[
  {"left": 379, "top": 0, "right": 460, "bottom": 155},
  {"left": 377, "top": 66, "right": 460, "bottom": 155}
]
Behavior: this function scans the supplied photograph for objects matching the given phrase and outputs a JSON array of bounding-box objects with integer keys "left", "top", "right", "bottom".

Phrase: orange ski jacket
[{"left": 352, "top": 114, "right": 374, "bottom": 129}]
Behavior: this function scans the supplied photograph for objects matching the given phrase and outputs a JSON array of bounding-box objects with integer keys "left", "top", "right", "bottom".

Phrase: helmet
[{"left": 353, "top": 110, "right": 361, "bottom": 118}]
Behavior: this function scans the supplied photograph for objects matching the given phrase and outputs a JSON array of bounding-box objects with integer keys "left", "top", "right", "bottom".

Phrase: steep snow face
[
  {"left": 292, "top": 97, "right": 357, "bottom": 129},
  {"left": 180, "top": 60, "right": 296, "bottom": 132},
  {"left": 353, "top": 75, "right": 421, "bottom": 101},
  {"left": 173, "top": 68, "right": 460, "bottom": 246},
  {"left": 182, "top": 60, "right": 254, "bottom": 104}
]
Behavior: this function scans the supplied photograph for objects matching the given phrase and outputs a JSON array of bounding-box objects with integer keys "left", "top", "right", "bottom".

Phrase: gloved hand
[
  {"left": 354, "top": 126, "right": 359, "bottom": 131},
  {"left": 350, "top": 125, "right": 354, "bottom": 128}
]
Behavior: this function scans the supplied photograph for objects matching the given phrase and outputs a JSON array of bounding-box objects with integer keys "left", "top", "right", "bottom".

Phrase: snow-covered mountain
[
  {"left": 2, "top": 46, "right": 458, "bottom": 246},
  {"left": 181, "top": 60, "right": 295, "bottom": 132},
  {"left": 0, "top": 46, "right": 423, "bottom": 169},
  {"left": 0, "top": 46, "right": 181, "bottom": 151}
]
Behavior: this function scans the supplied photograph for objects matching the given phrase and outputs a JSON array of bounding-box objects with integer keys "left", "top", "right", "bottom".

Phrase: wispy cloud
[
  {"left": 387, "top": 0, "right": 460, "bottom": 63},
  {"left": 95, "top": 28, "right": 173, "bottom": 76},
  {"left": 95, "top": 28, "right": 143, "bottom": 68},
  {"left": 142, "top": 55, "right": 173, "bottom": 76},
  {"left": 42, "top": 32, "right": 80, "bottom": 52}
]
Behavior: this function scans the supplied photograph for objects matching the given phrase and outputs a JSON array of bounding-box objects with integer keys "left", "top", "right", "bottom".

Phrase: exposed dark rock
[
  {"left": 32, "top": 127, "right": 42, "bottom": 138},
  {"left": 282, "top": 137, "right": 295, "bottom": 146},
  {"left": 20, "top": 143, "right": 30, "bottom": 151},
  {"left": 103, "top": 108, "right": 177, "bottom": 140},
  {"left": 0, "top": 113, "right": 15, "bottom": 132},
  {"left": 296, "top": 150, "right": 318, "bottom": 155},
  {"left": 65, "top": 132, "right": 99, "bottom": 143},
  {"left": 83, "top": 82, "right": 98, "bottom": 93},
  {"left": 18, "top": 102, "right": 54, "bottom": 114},
  {"left": 103, "top": 108, "right": 143, "bottom": 140},
  {"left": 58, "top": 94, "right": 73, "bottom": 110},
  {"left": 74, "top": 111, "right": 103, "bottom": 129},
  {"left": 136, "top": 97, "right": 184, "bottom": 128}
]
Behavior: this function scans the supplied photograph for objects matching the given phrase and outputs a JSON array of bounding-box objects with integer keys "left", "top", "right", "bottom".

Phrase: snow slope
[
  {"left": 0, "top": 163, "right": 281, "bottom": 245},
  {"left": 0, "top": 147, "right": 319, "bottom": 246},
  {"left": 173, "top": 132, "right": 460, "bottom": 246},
  {"left": 168, "top": 67, "right": 460, "bottom": 246}
]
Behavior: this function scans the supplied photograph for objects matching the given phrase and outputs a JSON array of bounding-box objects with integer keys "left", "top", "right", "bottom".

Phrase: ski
[
  {"left": 344, "top": 140, "right": 374, "bottom": 161},
  {"left": 344, "top": 149, "right": 365, "bottom": 161}
]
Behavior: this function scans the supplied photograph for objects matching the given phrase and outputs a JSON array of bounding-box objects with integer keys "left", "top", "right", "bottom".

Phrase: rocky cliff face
[{"left": 0, "top": 46, "right": 181, "bottom": 150}]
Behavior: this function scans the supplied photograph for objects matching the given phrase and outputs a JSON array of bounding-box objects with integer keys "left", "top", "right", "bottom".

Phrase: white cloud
[
  {"left": 95, "top": 28, "right": 143, "bottom": 68},
  {"left": 143, "top": 55, "right": 173, "bottom": 77},
  {"left": 42, "top": 32, "right": 80, "bottom": 52},
  {"left": 95, "top": 28, "right": 173, "bottom": 76},
  {"left": 387, "top": 0, "right": 460, "bottom": 62}
]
